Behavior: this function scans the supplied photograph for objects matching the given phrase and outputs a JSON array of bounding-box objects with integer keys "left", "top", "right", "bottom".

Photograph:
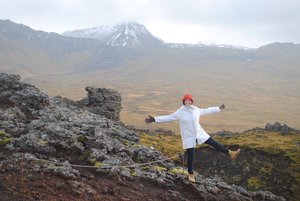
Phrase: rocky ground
[
  {"left": 0, "top": 152, "right": 202, "bottom": 201},
  {"left": 0, "top": 73, "right": 286, "bottom": 201}
]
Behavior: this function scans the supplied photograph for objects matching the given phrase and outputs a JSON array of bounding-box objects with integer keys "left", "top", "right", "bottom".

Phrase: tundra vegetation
[{"left": 140, "top": 128, "right": 300, "bottom": 201}]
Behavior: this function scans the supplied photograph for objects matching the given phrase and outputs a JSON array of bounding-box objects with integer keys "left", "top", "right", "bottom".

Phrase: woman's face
[{"left": 184, "top": 99, "right": 192, "bottom": 106}]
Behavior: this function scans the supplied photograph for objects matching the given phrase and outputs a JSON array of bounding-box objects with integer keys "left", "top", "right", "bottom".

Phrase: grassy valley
[{"left": 26, "top": 51, "right": 300, "bottom": 134}]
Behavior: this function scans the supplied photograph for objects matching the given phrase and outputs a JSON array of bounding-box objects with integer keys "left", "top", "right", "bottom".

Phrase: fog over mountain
[{"left": 1, "top": 19, "right": 300, "bottom": 132}]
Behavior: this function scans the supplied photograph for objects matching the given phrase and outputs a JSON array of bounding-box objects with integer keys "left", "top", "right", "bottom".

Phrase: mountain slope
[
  {"left": 63, "top": 22, "right": 164, "bottom": 47},
  {"left": 0, "top": 19, "right": 122, "bottom": 76}
]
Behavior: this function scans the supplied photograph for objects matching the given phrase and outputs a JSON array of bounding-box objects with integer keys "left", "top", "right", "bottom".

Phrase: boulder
[
  {"left": 0, "top": 73, "right": 49, "bottom": 110},
  {"left": 265, "top": 122, "right": 298, "bottom": 134},
  {"left": 79, "top": 86, "right": 122, "bottom": 121}
]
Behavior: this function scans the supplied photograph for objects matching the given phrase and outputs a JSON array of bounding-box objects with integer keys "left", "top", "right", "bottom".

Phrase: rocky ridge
[{"left": 0, "top": 73, "right": 285, "bottom": 201}]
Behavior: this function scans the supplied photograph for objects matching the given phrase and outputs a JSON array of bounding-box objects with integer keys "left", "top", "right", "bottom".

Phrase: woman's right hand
[{"left": 145, "top": 115, "right": 155, "bottom": 124}]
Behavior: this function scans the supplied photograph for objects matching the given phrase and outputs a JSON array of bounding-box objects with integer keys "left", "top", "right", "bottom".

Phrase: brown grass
[{"left": 24, "top": 56, "right": 300, "bottom": 134}]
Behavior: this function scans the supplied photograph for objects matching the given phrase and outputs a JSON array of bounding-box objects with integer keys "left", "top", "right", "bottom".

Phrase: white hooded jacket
[{"left": 154, "top": 105, "right": 220, "bottom": 149}]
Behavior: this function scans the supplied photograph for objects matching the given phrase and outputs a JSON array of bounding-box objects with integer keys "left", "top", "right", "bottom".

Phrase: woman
[{"left": 145, "top": 94, "right": 241, "bottom": 183}]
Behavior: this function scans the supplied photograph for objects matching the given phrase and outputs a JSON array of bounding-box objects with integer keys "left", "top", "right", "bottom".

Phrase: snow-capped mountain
[{"left": 63, "top": 22, "right": 164, "bottom": 47}]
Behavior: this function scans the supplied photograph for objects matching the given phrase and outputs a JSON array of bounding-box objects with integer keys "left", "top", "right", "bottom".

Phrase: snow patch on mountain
[
  {"left": 62, "top": 21, "right": 255, "bottom": 50},
  {"left": 63, "top": 22, "right": 163, "bottom": 47}
]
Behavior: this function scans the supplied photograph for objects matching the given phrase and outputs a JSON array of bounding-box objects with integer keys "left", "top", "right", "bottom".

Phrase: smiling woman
[{"left": 145, "top": 94, "right": 241, "bottom": 183}]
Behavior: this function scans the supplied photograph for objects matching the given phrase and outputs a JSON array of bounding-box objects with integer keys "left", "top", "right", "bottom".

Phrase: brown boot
[
  {"left": 188, "top": 173, "right": 196, "bottom": 183},
  {"left": 229, "top": 149, "right": 241, "bottom": 160}
]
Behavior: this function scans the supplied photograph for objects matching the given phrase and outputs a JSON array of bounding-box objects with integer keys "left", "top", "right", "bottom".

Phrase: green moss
[
  {"left": 259, "top": 166, "right": 272, "bottom": 176},
  {"left": 232, "top": 175, "right": 242, "bottom": 183},
  {"left": 40, "top": 140, "right": 48, "bottom": 145},
  {"left": 0, "top": 130, "right": 5, "bottom": 136},
  {"left": 120, "top": 139, "right": 129, "bottom": 146},
  {"left": 169, "top": 168, "right": 189, "bottom": 176},
  {"left": 78, "top": 136, "right": 88, "bottom": 144},
  {"left": 0, "top": 137, "right": 12, "bottom": 146},
  {"left": 93, "top": 161, "right": 103, "bottom": 168},
  {"left": 90, "top": 158, "right": 96, "bottom": 164},
  {"left": 141, "top": 166, "right": 150, "bottom": 171},
  {"left": 133, "top": 144, "right": 142, "bottom": 148},
  {"left": 89, "top": 158, "right": 103, "bottom": 168},
  {"left": 35, "top": 160, "right": 47, "bottom": 166},
  {"left": 247, "top": 177, "right": 266, "bottom": 190},
  {"left": 131, "top": 170, "right": 137, "bottom": 177},
  {"left": 154, "top": 166, "right": 167, "bottom": 171}
]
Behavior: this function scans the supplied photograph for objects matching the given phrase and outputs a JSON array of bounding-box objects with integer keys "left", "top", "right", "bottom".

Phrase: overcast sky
[{"left": 1, "top": 0, "right": 300, "bottom": 48}]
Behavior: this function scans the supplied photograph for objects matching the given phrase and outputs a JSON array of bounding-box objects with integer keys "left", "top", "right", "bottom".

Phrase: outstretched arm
[
  {"left": 200, "top": 104, "right": 225, "bottom": 115},
  {"left": 145, "top": 111, "right": 179, "bottom": 124}
]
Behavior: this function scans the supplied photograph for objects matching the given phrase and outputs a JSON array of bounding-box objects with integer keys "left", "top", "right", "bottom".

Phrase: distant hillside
[
  {"left": 0, "top": 19, "right": 122, "bottom": 77},
  {"left": 0, "top": 19, "right": 300, "bottom": 133}
]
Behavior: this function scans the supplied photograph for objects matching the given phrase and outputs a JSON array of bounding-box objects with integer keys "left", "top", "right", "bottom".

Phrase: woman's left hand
[{"left": 145, "top": 115, "right": 155, "bottom": 124}]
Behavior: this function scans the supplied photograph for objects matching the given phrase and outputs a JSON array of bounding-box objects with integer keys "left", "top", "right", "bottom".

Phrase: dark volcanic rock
[
  {"left": 265, "top": 122, "right": 299, "bottom": 134},
  {"left": 79, "top": 86, "right": 122, "bottom": 121},
  {"left": 0, "top": 73, "right": 49, "bottom": 110}
]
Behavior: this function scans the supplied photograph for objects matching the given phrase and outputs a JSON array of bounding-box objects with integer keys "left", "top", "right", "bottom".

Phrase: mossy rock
[
  {"left": 247, "top": 176, "right": 266, "bottom": 190},
  {"left": 0, "top": 137, "right": 12, "bottom": 146},
  {"left": 78, "top": 136, "right": 88, "bottom": 143},
  {"left": 170, "top": 168, "right": 189, "bottom": 176},
  {"left": 154, "top": 166, "right": 167, "bottom": 171},
  {"left": 89, "top": 158, "right": 103, "bottom": 168},
  {"left": 131, "top": 170, "right": 137, "bottom": 177},
  {"left": 120, "top": 139, "right": 129, "bottom": 146},
  {"left": 141, "top": 166, "right": 150, "bottom": 171},
  {"left": 259, "top": 166, "right": 272, "bottom": 176},
  {"left": 132, "top": 144, "right": 142, "bottom": 148},
  {"left": 232, "top": 175, "right": 242, "bottom": 183},
  {"left": 40, "top": 140, "right": 48, "bottom": 145},
  {"left": 0, "top": 130, "right": 5, "bottom": 136},
  {"left": 93, "top": 161, "right": 103, "bottom": 168},
  {"left": 90, "top": 158, "right": 96, "bottom": 164}
]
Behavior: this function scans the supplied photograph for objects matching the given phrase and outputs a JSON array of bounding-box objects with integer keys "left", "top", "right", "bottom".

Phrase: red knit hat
[{"left": 182, "top": 94, "right": 193, "bottom": 105}]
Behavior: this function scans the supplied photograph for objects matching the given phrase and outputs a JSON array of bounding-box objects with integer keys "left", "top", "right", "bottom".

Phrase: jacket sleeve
[
  {"left": 154, "top": 111, "right": 179, "bottom": 123},
  {"left": 199, "top": 107, "right": 220, "bottom": 116}
]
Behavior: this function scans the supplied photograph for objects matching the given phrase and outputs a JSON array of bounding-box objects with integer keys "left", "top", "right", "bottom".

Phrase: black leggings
[{"left": 186, "top": 137, "right": 229, "bottom": 174}]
